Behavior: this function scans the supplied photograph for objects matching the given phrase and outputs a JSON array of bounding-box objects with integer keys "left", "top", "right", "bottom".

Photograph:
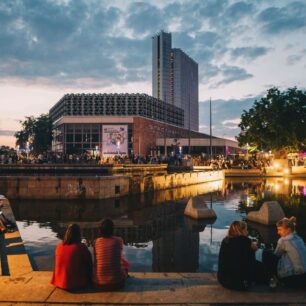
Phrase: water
[{"left": 10, "top": 178, "right": 306, "bottom": 272}]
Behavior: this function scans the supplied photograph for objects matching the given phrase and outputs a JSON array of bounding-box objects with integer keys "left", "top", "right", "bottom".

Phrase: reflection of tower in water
[{"left": 152, "top": 225, "right": 199, "bottom": 272}]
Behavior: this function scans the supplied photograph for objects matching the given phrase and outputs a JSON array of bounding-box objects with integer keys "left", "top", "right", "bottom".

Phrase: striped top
[
  {"left": 93, "top": 236, "right": 126, "bottom": 285},
  {"left": 275, "top": 233, "right": 306, "bottom": 278}
]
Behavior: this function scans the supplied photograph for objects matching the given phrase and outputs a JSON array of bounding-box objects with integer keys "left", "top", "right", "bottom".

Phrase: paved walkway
[{"left": 1, "top": 271, "right": 306, "bottom": 305}]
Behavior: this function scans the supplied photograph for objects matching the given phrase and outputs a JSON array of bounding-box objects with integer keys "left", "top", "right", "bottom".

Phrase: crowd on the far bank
[{"left": 0, "top": 151, "right": 278, "bottom": 170}]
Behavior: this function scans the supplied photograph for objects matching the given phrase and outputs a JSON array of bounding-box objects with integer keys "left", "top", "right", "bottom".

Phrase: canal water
[{"left": 10, "top": 178, "right": 306, "bottom": 273}]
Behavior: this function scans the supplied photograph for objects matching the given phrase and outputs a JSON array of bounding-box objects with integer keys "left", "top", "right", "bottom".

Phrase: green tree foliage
[
  {"left": 237, "top": 87, "right": 306, "bottom": 152},
  {"left": 14, "top": 114, "right": 53, "bottom": 154}
]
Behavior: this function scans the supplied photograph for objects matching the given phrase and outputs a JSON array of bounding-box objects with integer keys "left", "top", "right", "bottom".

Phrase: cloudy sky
[{"left": 1, "top": 0, "right": 306, "bottom": 147}]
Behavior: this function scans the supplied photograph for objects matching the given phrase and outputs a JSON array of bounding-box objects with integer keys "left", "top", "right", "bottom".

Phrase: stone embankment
[{"left": 0, "top": 170, "right": 224, "bottom": 200}]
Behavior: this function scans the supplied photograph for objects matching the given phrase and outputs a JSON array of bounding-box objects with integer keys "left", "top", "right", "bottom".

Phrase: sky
[{"left": 0, "top": 0, "right": 306, "bottom": 147}]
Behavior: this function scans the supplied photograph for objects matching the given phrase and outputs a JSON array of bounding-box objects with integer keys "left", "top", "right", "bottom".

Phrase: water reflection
[{"left": 10, "top": 178, "right": 306, "bottom": 272}]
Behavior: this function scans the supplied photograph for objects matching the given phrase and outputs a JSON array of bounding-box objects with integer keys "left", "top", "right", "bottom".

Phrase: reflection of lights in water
[
  {"left": 246, "top": 196, "right": 251, "bottom": 207},
  {"left": 273, "top": 162, "right": 280, "bottom": 168}
]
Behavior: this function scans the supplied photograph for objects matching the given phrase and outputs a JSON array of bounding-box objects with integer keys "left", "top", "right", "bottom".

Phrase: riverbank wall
[{"left": 0, "top": 171, "right": 224, "bottom": 200}]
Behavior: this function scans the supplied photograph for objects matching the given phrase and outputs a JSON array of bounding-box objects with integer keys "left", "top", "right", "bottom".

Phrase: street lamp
[
  {"left": 245, "top": 143, "right": 250, "bottom": 161},
  {"left": 116, "top": 140, "right": 120, "bottom": 155},
  {"left": 26, "top": 141, "right": 30, "bottom": 160}
]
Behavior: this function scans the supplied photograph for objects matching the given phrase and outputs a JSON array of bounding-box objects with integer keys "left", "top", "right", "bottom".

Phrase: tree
[
  {"left": 237, "top": 87, "right": 306, "bottom": 153},
  {"left": 15, "top": 114, "right": 53, "bottom": 154}
]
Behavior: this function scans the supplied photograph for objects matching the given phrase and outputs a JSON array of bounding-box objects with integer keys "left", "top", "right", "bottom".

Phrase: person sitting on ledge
[
  {"left": 218, "top": 220, "right": 266, "bottom": 290},
  {"left": 263, "top": 217, "right": 306, "bottom": 288},
  {"left": 93, "top": 218, "right": 129, "bottom": 291},
  {"left": 51, "top": 223, "right": 92, "bottom": 291}
]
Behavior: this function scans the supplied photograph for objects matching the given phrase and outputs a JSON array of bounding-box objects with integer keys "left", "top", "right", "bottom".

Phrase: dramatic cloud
[
  {"left": 214, "top": 65, "right": 253, "bottom": 87},
  {"left": 286, "top": 49, "right": 306, "bottom": 65},
  {"left": 0, "top": 130, "right": 15, "bottom": 136},
  {"left": 0, "top": 0, "right": 305, "bottom": 88},
  {"left": 230, "top": 47, "right": 270, "bottom": 61},
  {"left": 258, "top": 2, "right": 306, "bottom": 34},
  {"left": 1, "top": 0, "right": 306, "bottom": 146}
]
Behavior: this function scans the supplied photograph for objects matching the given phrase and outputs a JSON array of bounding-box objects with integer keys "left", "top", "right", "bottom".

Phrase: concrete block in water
[
  {"left": 246, "top": 201, "right": 285, "bottom": 225},
  {"left": 184, "top": 195, "right": 217, "bottom": 220}
]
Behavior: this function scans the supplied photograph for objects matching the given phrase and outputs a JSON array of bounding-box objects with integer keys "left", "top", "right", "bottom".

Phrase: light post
[
  {"left": 26, "top": 141, "right": 30, "bottom": 160},
  {"left": 15, "top": 145, "right": 19, "bottom": 163},
  {"left": 116, "top": 140, "right": 120, "bottom": 156},
  {"left": 246, "top": 143, "right": 250, "bottom": 161},
  {"left": 95, "top": 145, "right": 99, "bottom": 156}
]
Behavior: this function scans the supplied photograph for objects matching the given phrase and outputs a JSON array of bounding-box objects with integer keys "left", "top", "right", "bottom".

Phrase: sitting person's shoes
[{"left": 269, "top": 276, "right": 279, "bottom": 288}]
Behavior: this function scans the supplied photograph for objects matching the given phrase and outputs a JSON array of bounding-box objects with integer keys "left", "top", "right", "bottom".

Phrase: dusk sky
[{"left": 1, "top": 0, "right": 306, "bottom": 147}]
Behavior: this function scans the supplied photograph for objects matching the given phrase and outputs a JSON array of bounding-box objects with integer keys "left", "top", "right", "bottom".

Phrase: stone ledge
[{"left": 0, "top": 271, "right": 306, "bottom": 305}]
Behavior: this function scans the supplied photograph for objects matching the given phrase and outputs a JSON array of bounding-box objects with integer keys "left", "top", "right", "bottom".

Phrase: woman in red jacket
[
  {"left": 93, "top": 219, "right": 129, "bottom": 291},
  {"left": 51, "top": 223, "right": 92, "bottom": 291}
]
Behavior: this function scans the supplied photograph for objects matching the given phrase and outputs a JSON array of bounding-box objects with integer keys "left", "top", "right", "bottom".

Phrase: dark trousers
[
  {"left": 263, "top": 250, "right": 306, "bottom": 288},
  {"left": 282, "top": 273, "right": 306, "bottom": 288},
  {"left": 262, "top": 249, "right": 279, "bottom": 278}
]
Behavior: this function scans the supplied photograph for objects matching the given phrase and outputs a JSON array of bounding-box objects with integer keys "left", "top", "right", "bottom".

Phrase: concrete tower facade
[
  {"left": 152, "top": 31, "right": 172, "bottom": 104},
  {"left": 152, "top": 31, "right": 199, "bottom": 131},
  {"left": 172, "top": 48, "right": 199, "bottom": 131}
]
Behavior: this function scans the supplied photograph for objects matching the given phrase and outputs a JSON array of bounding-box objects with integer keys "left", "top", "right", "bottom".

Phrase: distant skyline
[{"left": 1, "top": 0, "right": 306, "bottom": 147}]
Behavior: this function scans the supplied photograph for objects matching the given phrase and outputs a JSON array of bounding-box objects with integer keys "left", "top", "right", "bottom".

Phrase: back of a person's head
[
  {"left": 276, "top": 216, "right": 296, "bottom": 232},
  {"left": 228, "top": 220, "right": 248, "bottom": 237},
  {"left": 63, "top": 223, "right": 81, "bottom": 245},
  {"left": 100, "top": 218, "right": 114, "bottom": 238}
]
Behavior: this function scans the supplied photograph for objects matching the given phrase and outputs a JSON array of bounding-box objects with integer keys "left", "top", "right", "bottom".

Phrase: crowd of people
[
  {"left": 47, "top": 215, "right": 306, "bottom": 292},
  {"left": 0, "top": 205, "right": 305, "bottom": 292},
  {"left": 0, "top": 149, "right": 276, "bottom": 171},
  {"left": 51, "top": 219, "right": 129, "bottom": 291},
  {"left": 218, "top": 217, "right": 306, "bottom": 290}
]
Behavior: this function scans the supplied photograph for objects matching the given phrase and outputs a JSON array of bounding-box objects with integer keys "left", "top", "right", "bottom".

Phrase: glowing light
[
  {"left": 273, "top": 162, "right": 280, "bottom": 168},
  {"left": 283, "top": 168, "right": 289, "bottom": 174}
]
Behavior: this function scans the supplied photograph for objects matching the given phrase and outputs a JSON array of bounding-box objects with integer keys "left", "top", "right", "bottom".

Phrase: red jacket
[{"left": 51, "top": 242, "right": 92, "bottom": 290}]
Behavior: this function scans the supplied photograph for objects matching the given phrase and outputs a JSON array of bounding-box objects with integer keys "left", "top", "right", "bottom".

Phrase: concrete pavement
[{"left": 0, "top": 271, "right": 306, "bottom": 305}]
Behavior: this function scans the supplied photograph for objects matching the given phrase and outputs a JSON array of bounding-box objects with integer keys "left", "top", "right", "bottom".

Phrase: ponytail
[{"left": 276, "top": 216, "right": 296, "bottom": 232}]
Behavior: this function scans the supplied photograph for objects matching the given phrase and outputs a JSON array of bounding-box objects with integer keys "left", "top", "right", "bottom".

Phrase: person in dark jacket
[{"left": 218, "top": 220, "right": 259, "bottom": 290}]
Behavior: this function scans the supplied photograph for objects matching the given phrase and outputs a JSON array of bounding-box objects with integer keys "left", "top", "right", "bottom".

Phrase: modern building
[
  {"left": 152, "top": 31, "right": 172, "bottom": 105},
  {"left": 49, "top": 93, "right": 240, "bottom": 156},
  {"left": 49, "top": 32, "right": 240, "bottom": 157},
  {"left": 50, "top": 93, "right": 184, "bottom": 155},
  {"left": 152, "top": 31, "right": 199, "bottom": 131}
]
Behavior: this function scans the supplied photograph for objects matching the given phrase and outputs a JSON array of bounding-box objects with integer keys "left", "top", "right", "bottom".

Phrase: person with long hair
[
  {"left": 51, "top": 223, "right": 92, "bottom": 290},
  {"left": 217, "top": 220, "right": 262, "bottom": 290},
  {"left": 263, "top": 216, "right": 306, "bottom": 288},
  {"left": 93, "top": 218, "right": 129, "bottom": 291}
]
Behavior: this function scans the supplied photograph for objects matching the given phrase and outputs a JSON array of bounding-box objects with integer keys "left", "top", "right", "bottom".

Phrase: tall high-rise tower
[
  {"left": 152, "top": 31, "right": 172, "bottom": 104},
  {"left": 152, "top": 31, "right": 199, "bottom": 131}
]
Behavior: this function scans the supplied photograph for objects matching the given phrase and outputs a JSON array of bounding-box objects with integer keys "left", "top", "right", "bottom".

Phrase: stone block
[
  {"left": 246, "top": 201, "right": 285, "bottom": 225},
  {"left": 184, "top": 195, "right": 217, "bottom": 220}
]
